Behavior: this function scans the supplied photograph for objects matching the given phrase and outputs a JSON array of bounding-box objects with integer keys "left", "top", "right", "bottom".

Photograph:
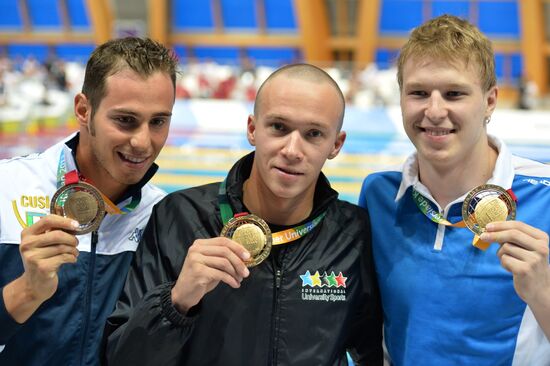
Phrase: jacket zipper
[
  {"left": 79, "top": 230, "right": 98, "bottom": 365},
  {"left": 269, "top": 250, "right": 286, "bottom": 365}
]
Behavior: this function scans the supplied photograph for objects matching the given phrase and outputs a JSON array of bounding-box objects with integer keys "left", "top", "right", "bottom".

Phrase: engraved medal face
[
  {"left": 232, "top": 223, "right": 266, "bottom": 257},
  {"left": 65, "top": 191, "right": 99, "bottom": 224},
  {"left": 50, "top": 182, "right": 105, "bottom": 234},
  {"left": 462, "top": 184, "right": 516, "bottom": 236},
  {"left": 220, "top": 214, "right": 272, "bottom": 267}
]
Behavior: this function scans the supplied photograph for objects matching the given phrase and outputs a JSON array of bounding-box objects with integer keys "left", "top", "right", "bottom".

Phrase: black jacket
[{"left": 104, "top": 153, "right": 382, "bottom": 366}]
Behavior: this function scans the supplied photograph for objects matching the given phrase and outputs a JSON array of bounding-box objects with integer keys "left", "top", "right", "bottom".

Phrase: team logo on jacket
[
  {"left": 299, "top": 270, "right": 347, "bottom": 302},
  {"left": 128, "top": 227, "right": 144, "bottom": 243},
  {"left": 11, "top": 196, "right": 49, "bottom": 228},
  {"left": 524, "top": 178, "right": 550, "bottom": 187}
]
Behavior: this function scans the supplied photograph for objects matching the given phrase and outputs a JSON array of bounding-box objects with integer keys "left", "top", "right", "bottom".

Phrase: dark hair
[{"left": 82, "top": 37, "right": 178, "bottom": 118}]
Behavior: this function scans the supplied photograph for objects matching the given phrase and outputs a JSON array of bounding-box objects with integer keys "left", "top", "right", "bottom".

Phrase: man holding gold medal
[
  {"left": 359, "top": 15, "right": 550, "bottom": 365},
  {"left": 0, "top": 37, "right": 177, "bottom": 365},
  {"left": 104, "top": 64, "right": 383, "bottom": 365}
]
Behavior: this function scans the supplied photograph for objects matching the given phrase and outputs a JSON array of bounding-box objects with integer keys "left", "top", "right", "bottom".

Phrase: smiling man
[
  {"left": 104, "top": 63, "right": 383, "bottom": 366},
  {"left": 0, "top": 37, "right": 177, "bottom": 365},
  {"left": 359, "top": 15, "right": 550, "bottom": 365}
]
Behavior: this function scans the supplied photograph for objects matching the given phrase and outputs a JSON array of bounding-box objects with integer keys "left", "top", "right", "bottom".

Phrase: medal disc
[
  {"left": 50, "top": 182, "right": 105, "bottom": 234},
  {"left": 232, "top": 223, "right": 266, "bottom": 257},
  {"left": 462, "top": 184, "right": 516, "bottom": 235},
  {"left": 65, "top": 191, "right": 99, "bottom": 224},
  {"left": 220, "top": 214, "right": 272, "bottom": 267}
]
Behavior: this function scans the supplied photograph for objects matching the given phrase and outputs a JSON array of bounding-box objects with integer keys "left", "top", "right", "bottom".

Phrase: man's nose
[
  {"left": 281, "top": 130, "right": 304, "bottom": 161},
  {"left": 425, "top": 92, "right": 448, "bottom": 122},
  {"left": 129, "top": 124, "right": 152, "bottom": 151}
]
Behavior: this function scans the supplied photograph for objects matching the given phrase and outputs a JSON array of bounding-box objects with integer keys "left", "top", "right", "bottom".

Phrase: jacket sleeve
[
  {"left": 0, "top": 286, "right": 23, "bottom": 351},
  {"left": 103, "top": 202, "right": 200, "bottom": 365},
  {"left": 346, "top": 206, "right": 384, "bottom": 366}
]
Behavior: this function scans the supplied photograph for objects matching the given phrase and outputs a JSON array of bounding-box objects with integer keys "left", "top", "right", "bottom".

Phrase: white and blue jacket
[
  {"left": 0, "top": 134, "right": 165, "bottom": 365},
  {"left": 359, "top": 136, "right": 550, "bottom": 366}
]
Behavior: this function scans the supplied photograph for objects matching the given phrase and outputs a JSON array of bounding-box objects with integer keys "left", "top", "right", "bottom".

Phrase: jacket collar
[
  {"left": 395, "top": 135, "right": 514, "bottom": 205},
  {"left": 224, "top": 151, "right": 338, "bottom": 224}
]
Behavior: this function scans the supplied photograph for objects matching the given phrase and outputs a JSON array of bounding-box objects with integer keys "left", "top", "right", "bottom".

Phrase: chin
[
  {"left": 275, "top": 188, "right": 304, "bottom": 200},
  {"left": 113, "top": 173, "right": 143, "bottom": 186}
]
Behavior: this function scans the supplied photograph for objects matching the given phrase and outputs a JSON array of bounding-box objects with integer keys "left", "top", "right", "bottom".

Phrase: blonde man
[{"left": 360, "top": 15, "right": 550, "bottom": 365}]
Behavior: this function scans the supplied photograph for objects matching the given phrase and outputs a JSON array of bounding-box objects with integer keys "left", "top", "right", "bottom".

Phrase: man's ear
[
  {"left": 247, "top": 114, "right": 256, "bottom": 146},
  {"left": 328, "top": 131, "right": 346, "bottom": 159},
  {"left": 74, "top": 93, "right": 90, "bottom": 127},
  {"left": 484, "top": 85, "right": 498, "bottom": 121}
]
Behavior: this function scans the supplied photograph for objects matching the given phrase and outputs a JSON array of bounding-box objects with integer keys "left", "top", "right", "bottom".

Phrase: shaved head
[{"left": 254, "top": 63, "right": 345, "bottom": 129}]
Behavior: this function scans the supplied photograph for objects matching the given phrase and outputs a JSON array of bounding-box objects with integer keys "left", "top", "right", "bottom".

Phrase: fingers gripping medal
[
  {"left": 51, "top": 175, "right": 105, "bottom": 235},
  {"left": 220, "top": 214, "right": 272, "bottom": 267},
  {"left": 462, "top": 184, "right": 516, "bottom": 237}
]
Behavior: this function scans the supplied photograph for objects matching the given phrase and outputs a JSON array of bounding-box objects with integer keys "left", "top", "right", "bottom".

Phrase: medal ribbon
[
  {"left": 411, "top": 188, "right": 466, "bottom": 228},
  {"left": 57, "top": 149, "right": 140, "bottom": 215},
  {"left": 411, "top": 187, "right": 516, "bottom": 250},
  {"left": 412, "top": 187, "right": 491, "bottom": 249},
  {"left": 219, "top": 178, "right": 326, "bottom": 246}
]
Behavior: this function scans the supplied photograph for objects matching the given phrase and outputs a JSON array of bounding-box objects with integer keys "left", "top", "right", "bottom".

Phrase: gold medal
[
  {"left": 220, "top": 214, "right": 272, "bottom": 267},
  {"left": 50, "top": 182, "right": 105, "bottom": 234},
  {"left": 462, "top": 184, "right": 516, "bottom": 236}
]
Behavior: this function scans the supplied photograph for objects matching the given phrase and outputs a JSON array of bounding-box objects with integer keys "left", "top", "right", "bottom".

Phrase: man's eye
[
  {"left": 446, "top": 91, "right": 464, "bottom": 98},
  {"left": 308, "top": 130, "right": 322, "bottom": 138},
  {"left": 272, "top": 123, "right": 285, "bottom": 131},
  {"left": 150, "top": 118, "right": 167, "bottom": 127},
  {"left": 115, "top": 116, "right": 135, "bottom": 124}
]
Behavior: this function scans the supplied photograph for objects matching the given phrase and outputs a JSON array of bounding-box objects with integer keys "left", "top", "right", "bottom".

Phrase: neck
[
  {"left": 75, "top": 143, "right": 126, "bottom": 202},
  {"left": 242, "top": 176, "right": 314, "bottom": 226},
  {"left": 418, "top": 141, "right": 498, "bottom": 208}
]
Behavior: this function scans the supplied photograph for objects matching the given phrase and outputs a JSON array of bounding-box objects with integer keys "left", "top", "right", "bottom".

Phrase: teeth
[
  {"left": 425, "top": 129, "right": 450, "bottom": 136},
  {"left": 122, "top": 154, "right": 146, "bottom": 163}
]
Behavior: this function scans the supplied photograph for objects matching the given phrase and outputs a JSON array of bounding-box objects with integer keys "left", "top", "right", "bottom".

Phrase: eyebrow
[
  {"left": 404, "top": 82, "right": 471, "bottom": 89},
  {"left": 110, "top": 108, "right": 172, "bottom": 117},
  {"left": 264, "top": 114, "right": 329, "bottom": 129},
  {"left": 263, "top": 113, "right": 289, "bottom": 121},
  {"left": 152, "top": 112, "right": 173, "bottom": 117}
]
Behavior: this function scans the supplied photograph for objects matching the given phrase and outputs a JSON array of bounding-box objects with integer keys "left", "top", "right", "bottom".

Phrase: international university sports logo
[{"left": 299, "top": 270, "right": 347, "bottom": 302}]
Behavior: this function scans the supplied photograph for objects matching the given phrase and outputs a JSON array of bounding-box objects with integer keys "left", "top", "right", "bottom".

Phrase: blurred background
[{"left": 1, "top": 0, "right": 550, "bottom": 203}]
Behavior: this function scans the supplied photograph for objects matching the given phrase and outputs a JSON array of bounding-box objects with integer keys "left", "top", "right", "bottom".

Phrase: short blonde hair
[{"left": 397, "top": 14, "right": 496, "bottom": 92}]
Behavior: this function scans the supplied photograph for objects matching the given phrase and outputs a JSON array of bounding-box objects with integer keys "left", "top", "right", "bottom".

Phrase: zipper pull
[{"left": 275, "top": 269, "right": 282, "bottom": 289}]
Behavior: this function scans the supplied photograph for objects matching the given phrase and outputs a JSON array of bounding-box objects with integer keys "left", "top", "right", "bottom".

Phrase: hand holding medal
[
  {"left": 50, "top": 170, "right": 106, "bottom": 234},
  {"left": 217, "top": 179, "right": 326, "bottom": 267},
  {"left": 462, "top": 184, "right": 517, "bottom": 249},
  {"left": 220, "top": 213, "right": 272, "bottom": 267},
  {"left": 413, "top": 184, "right": 517, "bottom": 250},
  {"left": 462, "top": 184, "right": 517, "bottom": 235}
]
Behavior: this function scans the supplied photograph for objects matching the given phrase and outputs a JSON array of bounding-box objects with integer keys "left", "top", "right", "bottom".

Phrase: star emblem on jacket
[
  {"left": 335, "top": 272, "right": 347, "bottom": 287},
  {"left": 300, "top": 270, "right": 347, "bottom": 288}
]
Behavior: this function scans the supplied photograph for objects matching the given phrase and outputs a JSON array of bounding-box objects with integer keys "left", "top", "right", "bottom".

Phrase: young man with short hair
[
  {"left": 105, "top": 63, "right": 383, "bottom": 366},
  {"left": 0, "top": 37, "right": 178, "bottom": 365},
  {"left": 360, "top": 15, "right": 550, "bottom": 365}
]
